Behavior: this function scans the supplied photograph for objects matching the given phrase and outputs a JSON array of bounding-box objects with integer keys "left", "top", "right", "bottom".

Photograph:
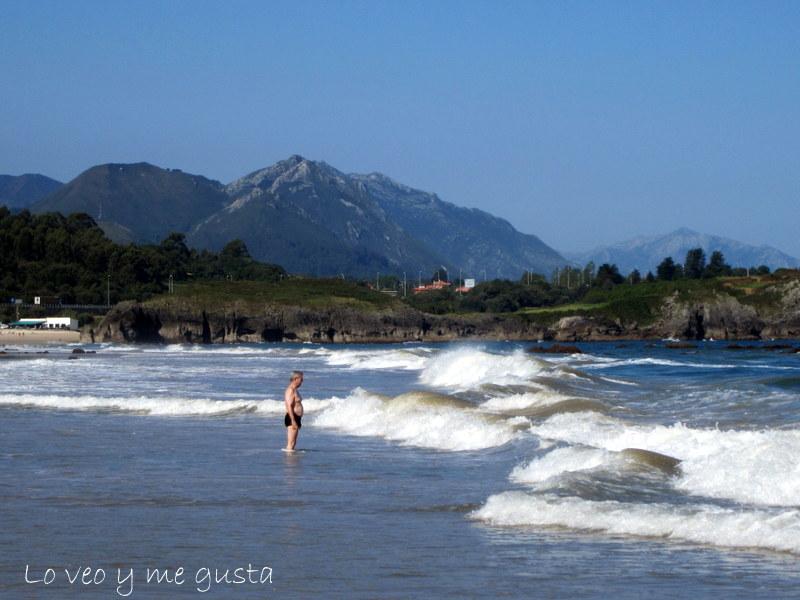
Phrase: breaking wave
[
  {"left": 528, "top": 412, "right": 800, "bottom": 507},
  {"left": 472, "top": 492, "right": 800, "bottom": 554},
  {"left": 311, "top": 388, "right": 520, "bottom": 451},
  {"left": 322, "top": 347, "right": 432, "bottom": 370},
  {"left": 419, "top": 347, "right": 549, "bottom": 390},
  {"left": 0, "top": 394, "right": 333, "bottom": 417}
]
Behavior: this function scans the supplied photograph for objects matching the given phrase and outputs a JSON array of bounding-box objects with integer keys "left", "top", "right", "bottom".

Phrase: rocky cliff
[
  {"left": 89, "top": 301, "right": 548, "bottom": 344},
  {"left": 88, "top": 280, "right": 800, "bottom": 344}
]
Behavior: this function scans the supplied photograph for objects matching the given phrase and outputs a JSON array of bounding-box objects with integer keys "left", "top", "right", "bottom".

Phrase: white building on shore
[{"left": 10, "top": 317, "right": 79, "bottom": 331}]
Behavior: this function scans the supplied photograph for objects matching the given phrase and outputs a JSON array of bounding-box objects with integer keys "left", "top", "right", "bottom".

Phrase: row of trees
[
  {"left": 0, "top": 208, "right": 285, "bottom": 306},
  {"left": 547, "top": 249, "right": 772, "bottom": 291},
  {"left": 654, "top": 248, "right": 769, "bottom": 281}
]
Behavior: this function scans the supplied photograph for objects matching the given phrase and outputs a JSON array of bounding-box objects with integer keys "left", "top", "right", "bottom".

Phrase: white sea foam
[
  {"left": 312, "top": 388, "right": 518, "bottom": 451},
  {"left": 510, "top": 447, "right": 612, "bottom": 484},
  {"left": 472, "top": 492, "right": 800, "bottom": 554},
  {"left": 529, "top": 412, "right": 800, "bottom": 507},
  {"left": 323, "top": 348, "right": 431, "bottom": 370},
  {"left": 478, "top": 389, "right": 580, "bottom": 413},
  {"left": 580, "top": 357, "right": 800, "bottom": 371},
  {"left": 0, "top": 394, "right": 332, "bottom": 417},
  {"left": 419, "top": 347, "right": 548, "bottom": 390}
]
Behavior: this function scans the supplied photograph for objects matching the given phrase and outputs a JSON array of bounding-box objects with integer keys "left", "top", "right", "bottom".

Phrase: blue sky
[{"left": 2, "top": 1, "right": 799, "bottom": 255}]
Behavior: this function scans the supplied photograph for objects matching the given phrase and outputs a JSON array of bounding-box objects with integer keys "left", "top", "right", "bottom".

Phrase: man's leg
[{"left": 288, "top": 426, "right": 299, "bottom": 450}]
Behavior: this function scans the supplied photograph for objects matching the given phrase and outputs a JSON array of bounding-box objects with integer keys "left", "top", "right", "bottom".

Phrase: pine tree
[
  {"left": 657, "top": 257, "right": 677, "bottom": 281},
  {"left": 684, "top": 248, "right": 706, "bottom": 279}
]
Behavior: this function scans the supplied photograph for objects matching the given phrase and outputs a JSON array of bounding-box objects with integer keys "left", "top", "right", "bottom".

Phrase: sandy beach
[{"left": 0, "top": 329, "right": 81, "bottom": 344}]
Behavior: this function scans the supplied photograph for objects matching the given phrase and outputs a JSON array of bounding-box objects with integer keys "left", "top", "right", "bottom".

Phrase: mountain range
[
  {"left": 17, "top": 156, "right": 568, "bottom": 278},
  {"left": 568, "top": 228, "right": 800, "bottom": 274},
  {"left": 0, "top": 174, "right": 62, "bottom": 209},
  {"left": 6, "top": 158, "right": 796, "bottom": 278}
]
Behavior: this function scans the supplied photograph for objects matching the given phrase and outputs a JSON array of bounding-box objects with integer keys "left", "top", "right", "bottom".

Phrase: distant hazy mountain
[
  {"left": 189, "top": 156, "right": 444, "bottom": 276},
  {"left": 568, "top": 228, "right": 800, "bottom": 274},
  {"left": 32, "top": 163, "right": 229, "bottom": 244},
  {"left": 0, "top": 174, "right": 62, "bottom": 209},
  {"left": 353, "top": 172, "right": 567, "bottom": 279}
]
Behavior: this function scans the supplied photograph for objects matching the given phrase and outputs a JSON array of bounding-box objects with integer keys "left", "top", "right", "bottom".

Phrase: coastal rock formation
[
  {"left": 655, "top": 293, "right": 763, "bottom": 340},
  {"left": 91, "top": 302, "right": 550, "bottom": 344},
  {"left": 552, "top": 316, "right": 624, "bottom": 342},
  {"left": 89, "top": 279, "right": 800, "bottom": 344}
]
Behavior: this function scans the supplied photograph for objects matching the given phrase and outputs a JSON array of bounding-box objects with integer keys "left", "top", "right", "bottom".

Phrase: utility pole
[
  {"left": 106, "top": 274, "right": 111, "bottom": 307},
  {"left": 169, "top": 274, "right": 174, "bottom": 294},
  {"left": 403, "top": 272, "right": 407, "bottom": 297},
  {"left": 376, "top": 272, "right": 379, "bottom": 291},
  {"left": 418, "top": 270, "right": 422, "bottom": 288}
]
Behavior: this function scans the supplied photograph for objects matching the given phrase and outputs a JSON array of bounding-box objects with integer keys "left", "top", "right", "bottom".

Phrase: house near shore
[
  {"left": 10, "top": 317, "right": 79, "bottom": 331},
  {"left": 412, "top": 279, "right": 473, "bottom": 294}
]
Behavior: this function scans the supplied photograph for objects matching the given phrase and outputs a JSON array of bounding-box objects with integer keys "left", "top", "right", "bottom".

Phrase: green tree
[
  {"left": 220, "top": 239, "right": 251, "bottom": 260},
  {"left": 657, "top": 257, "right": 677, "bottom": 281},
  {"left": 594, "top": 263, "right": 624, "bottom": 288},
  {"left": 704, "top": 250, "right": 731, "bottom": 278},
  {"left": 628, "top": 269, "right": 642, "bottom": 284},
  {"left": 684, "top": 247, "right": 706, "bottom": 279}
]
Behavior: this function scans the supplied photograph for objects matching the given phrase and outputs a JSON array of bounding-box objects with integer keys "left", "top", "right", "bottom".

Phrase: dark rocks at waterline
[
  {"left": 92, "top": 301, "right": 554, "bottom": 345},
  {"left": 70, "top": 348, "right": 97, "bottom": 357},
  {"left": 665, "top": 342, "right": 699, "bottom": 349},
  {"left": 726, "top": 343, "right": 797, "bottom": 352},
  {"left": 528, "top": 344, "right": 583, "bottom": 354}
]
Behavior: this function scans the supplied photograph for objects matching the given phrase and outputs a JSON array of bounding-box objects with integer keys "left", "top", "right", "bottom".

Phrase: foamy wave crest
[
  {"left": 312, "top": 388, "right": 518, "bottom": 451},
  {"left": 419, "top": 348, "right": 548, "bottom": 390},
  {"left": 0, "top": 394, "right": 332, "bottom": 417},
  {"left": 510, "top": 447, "right": 611, "bottom": 484},
  {"left": 478, "top": 389, "right": 570, "bottom": 412},
  {"left": 323, "top": 348, "right": 431, "bottom": 370},
  {"left": 479, "top": 390, "right": 608, "bottom": 418},
  {"left": 581, "top": 357, "right": 799, "bottom": 371},
  {"left": 98, "top": 344, "right": 296, "bottom": 356},
  {"left": 530, "top": 412, "right": 800, "bottom": 507},
  {"left": 509, "top": 446, "right": 681, "bottom": 487},
  {"left": 472, "top": 492, "right": 800, "bottom": 554}
]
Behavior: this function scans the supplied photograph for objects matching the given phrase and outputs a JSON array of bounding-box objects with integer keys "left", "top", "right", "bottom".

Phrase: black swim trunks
[{"left": 284, "top": 413, "right": 302, "bottom": 428}]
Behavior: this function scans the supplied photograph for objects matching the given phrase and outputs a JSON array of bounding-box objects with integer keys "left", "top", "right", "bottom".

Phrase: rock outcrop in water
[{"left": 89, "top": 280, "right": 800, "bottom": 344}]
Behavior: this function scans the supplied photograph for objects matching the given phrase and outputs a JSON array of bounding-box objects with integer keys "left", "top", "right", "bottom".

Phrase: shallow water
[{"left": 2, "top": 340, "right": 800, "bottom": 598}]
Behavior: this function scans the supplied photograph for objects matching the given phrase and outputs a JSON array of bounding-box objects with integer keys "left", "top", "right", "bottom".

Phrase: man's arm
[{"left": 284, "top": 387, "right": 298, "bottom": 427}]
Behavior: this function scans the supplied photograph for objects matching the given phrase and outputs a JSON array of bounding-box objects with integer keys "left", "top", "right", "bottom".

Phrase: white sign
[
  {"left": 464, "top": 278, "right": 476, "bottom": 289},
  {"left": 34, "top": 297, "right": 41, "bottom": 305}
]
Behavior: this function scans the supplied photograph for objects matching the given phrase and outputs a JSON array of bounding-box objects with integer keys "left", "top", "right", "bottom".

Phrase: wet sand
[{"left": 0, "top": 329, "right": 80, "bottom": 344}]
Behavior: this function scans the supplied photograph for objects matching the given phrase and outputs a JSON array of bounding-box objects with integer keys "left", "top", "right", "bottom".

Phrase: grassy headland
[{"left": 145, "top": 278, "right": 400, "bottom": 313}]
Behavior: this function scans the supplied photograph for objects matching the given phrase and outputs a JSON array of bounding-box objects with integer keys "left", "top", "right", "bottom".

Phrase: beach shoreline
[{"left": 0, "top": 329, "right": 81, "bottom": 345}]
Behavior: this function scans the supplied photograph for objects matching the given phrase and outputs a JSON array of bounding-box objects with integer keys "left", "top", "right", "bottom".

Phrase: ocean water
[{"left": 2, "top": 340, "right": 800, "bottom": 598}]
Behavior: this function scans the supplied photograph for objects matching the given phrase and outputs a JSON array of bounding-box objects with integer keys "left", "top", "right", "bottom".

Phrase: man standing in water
[{"left": 284, "top": 371, "right": 304, "bottom": 451}]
